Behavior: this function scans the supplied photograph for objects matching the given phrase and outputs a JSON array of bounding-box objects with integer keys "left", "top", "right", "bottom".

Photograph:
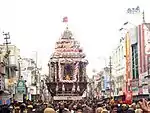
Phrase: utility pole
[
  {"left": 3, "top": 32, "right": 11, "bottom": 79},
  {"left": 33, "top": 51, "right": 38, "bottom": 100},
  {"left": 18, "top": 57, "right": 22, "bottom": 79},
  {"left": 109, "top": 56, "right": 112, "bottom": 97}
]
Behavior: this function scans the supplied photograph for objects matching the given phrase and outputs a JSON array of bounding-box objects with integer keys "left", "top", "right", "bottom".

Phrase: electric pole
[
  {"left": 3, "top": 32, "right": 11, "bottom": 79},
  {"left": 109, "top": 56, "right": 112, "bottom": 97}
]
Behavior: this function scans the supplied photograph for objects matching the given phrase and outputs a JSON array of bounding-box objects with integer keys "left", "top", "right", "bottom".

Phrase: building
[
  {"left": 111, "top": 37, "right": 126, "bottom": 96},
  {"left": 111, "top": 22, "right": 150, "bottom": 99},
  {"left": 0, "top": 45, "right": 20, "bottom": 91},
  {"left": 0, "top": 45, "right": 20, "bottom": 104},
  {"left": 0, "top": 62, "right": 5, "bottom": 91},
  {"left": 20, "top": 58, "right": 41, "bottom": 101},
  {"left": 125, "top": 23, "right": 150, "bottom": 97},
  {"left": 137, "top": 23, "right": 150, "bottom": 97}
]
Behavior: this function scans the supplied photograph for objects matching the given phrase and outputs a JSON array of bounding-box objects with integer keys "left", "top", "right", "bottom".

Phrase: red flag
[{"left": 63, "top": 16, "right": 68, "bottom": 23}]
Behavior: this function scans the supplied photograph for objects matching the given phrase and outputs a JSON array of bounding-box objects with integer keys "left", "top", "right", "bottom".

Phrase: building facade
[
  {"left": 111, "top": 23, "right": 150, "bottom": 98},
  {"left": 0, "top": 45, "right": 20, "bottom": 104},
  {"left": 20, "top": 58, "right": 41, "bottom": 101},
  {"left": 111, "top": 37, "right": 126, "bottom": 96}
]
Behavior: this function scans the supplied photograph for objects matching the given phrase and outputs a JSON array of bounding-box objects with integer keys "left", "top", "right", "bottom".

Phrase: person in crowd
[
  {"left": 72, "top": 105, "right": 77, "bottom": 113},
  {"left": 68, "top": 105, "right": 74, "bottom": 113},
  {"left": 135, "top": 103, "right": 143, "bottom": 113},
  {"left": 27, "top": 104, "right": 33, "bottom": 113},
  {"left": 44, "top": 108, "right": 56, "bottom": 113},
  {"left": 76, "top": 109, "right": 83, "bottom": 113},
  {"left": 14, "top": 105, "right": 20, "bottom": 113},
  {"left": 96, "top": 102, "right": 103, "bottom": 113},
  {"left": 56, "top": 102, "right": 70, "bottom": 113},
  {"left": 9, "top": 105, "right": 14, "bottom": 113},
  {"left": 127, "top": 105, "right": 135, "bottom": 113},
  {"left": 139, "top": 99, "right": 150, "bottom": 113},
  {"left": 82, "top": 104, "right": 92, "bottom": 113},
  {"left": 101, "top": 109, "right": 109, "bottom": 113},
  {"left": 110, "top": 104, "right": 118, "bottom": 113},
  {"left": 20, "top": 103, "right": 27, "bottom": 113},
  {"left": 131, "top": 103, "right": 136, "bottom": 111}
]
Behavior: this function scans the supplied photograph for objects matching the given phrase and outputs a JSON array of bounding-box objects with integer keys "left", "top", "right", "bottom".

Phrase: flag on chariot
[{"left": 63, "top": 16, "right": 68, "bottom": 23}]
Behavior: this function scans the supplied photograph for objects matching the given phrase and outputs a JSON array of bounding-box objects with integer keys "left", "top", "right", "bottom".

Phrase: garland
[{"left": 58, "top": 59, "right": 79, "bottom": 83}]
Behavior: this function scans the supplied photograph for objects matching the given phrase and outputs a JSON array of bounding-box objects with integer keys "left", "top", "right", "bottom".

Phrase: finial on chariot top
[{"left": 62, "top": 16, "right": 73, "bottom": 39}]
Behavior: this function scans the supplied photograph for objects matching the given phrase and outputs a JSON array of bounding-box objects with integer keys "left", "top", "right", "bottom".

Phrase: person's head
[
  {"left": 131, "top": 103, "right": 136, "bottom": 110},
  {"left": 44, "top": 108, "right": 56, "bottom": 113},
  {"left": 111, "top": 104, "right": 118, "bottom": 113},
  {"left": 135, "top": 109, "right": 143, "bottom": 113},
  {"left": 122, "top": 104, "right": 127, "bottom": 110},
  {"left": 59, "top": 102, "right": 64, "bottom": 110},
  {"left": 77, "top": 109, "right": 82, "bottom": 113},
  {"left": 68, "top": 105, "right": 72, "bottom": 110},
  {"left": 27, "top": 105, "right": 33, "bottom": 110},
  {"left": 15, "top": 106, "right": 20, "bottom": 113},
  {"left": 20, "top": 103, "right": 26, "bottom": 111},
  {"left": 96, "top": 107, "right": 103, "bottom": 113},
  {"left": 97, "top": 102, "right": 103, "bottom": 107},
  {"left": 101, "top": 109, "right": 108, "bottom": 113},
  {"left": 82, "top": 104, "right": 87, "bottom": 111}
]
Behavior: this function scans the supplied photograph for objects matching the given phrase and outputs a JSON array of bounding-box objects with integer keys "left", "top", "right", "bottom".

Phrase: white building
[
  {"left": 20, "top": 58, "right": 41, "bottom": 100},
  {"left": 111, "top": 37, "right": 126, "bottom": 96}
]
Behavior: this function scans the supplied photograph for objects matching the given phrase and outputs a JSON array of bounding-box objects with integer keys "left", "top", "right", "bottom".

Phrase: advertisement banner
[
  {"left": 14, "top": 93, "right": 23, "bottom": 102},
  {"left": 144, "top": 24, "right": 150, "bottom": 54},
  {"left": 17, "top": 80, "right": 26, "bottom": 94},
  {"left": 125, "top": 91, "right": 132, "bottom": 104},
  {"left": 125, "top": 32, "right": 131, "bottom": 81},
  {"left": 138, "top": 24, "right": 146, "bottom": 74}
]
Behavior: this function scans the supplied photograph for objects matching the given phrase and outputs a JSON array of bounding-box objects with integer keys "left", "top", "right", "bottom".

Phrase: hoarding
[{"left": 125, "top": 32, "right": 131, "bottom": 81}]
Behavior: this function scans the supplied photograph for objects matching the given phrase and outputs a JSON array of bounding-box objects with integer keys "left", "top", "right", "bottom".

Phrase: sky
[{"left": 0, "top": 0, "right": 150, "bottom": 77}]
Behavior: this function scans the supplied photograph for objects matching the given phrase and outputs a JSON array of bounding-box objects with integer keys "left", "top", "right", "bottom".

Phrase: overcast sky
[{"left": 0, "top": 0, "right": 150, "bottom": 77}]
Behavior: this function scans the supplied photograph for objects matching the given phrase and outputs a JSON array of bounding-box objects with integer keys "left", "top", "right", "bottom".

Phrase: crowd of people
[{"left": 0, "top": 98, "right": 150, "bottom": 113}]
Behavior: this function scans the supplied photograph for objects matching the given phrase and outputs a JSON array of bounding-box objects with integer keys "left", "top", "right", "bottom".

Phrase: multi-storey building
[
  {"left": 0, "top": 45, "right": 20, "bottom": 104},
  {"left": 0, "top": 45, "right": 20, "bottom": 91},
  {"left": 111, "top": 37, "right": 126, "bottom": 96},
  {"left": 20, "top": 58, "right": 41, "bottom": 101},
  {"left": 111, "top": 23, "right": 150, "bottom": 99}
]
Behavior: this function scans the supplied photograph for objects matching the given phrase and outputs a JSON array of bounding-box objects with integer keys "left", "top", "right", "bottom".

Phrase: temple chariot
[{"left": 46, "top": 18, "right": 88, "bottom": 101}]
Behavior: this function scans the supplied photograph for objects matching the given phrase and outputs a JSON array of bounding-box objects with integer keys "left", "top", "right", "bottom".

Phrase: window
[{"left": 131, "top": 43, "right": 138, "bottom": 79}]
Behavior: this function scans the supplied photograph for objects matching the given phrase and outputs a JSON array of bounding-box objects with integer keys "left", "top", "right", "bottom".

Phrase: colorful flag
[{"left": 63, "top": 16, "right": 68, "bottom": 23}]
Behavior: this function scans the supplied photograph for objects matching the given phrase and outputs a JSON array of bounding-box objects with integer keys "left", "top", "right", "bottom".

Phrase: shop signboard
[
  {"left": 17, "top": 80, "right": 26, "bottom": 94},
  {"left": 0, "top": 95, "right": 10, "bottom": 105},
  {"left": 14, "top": 93, "right": 23, "bottom": 102},
  {"left": 131, "top": 79, "right": 139, "bottom": 95}
]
